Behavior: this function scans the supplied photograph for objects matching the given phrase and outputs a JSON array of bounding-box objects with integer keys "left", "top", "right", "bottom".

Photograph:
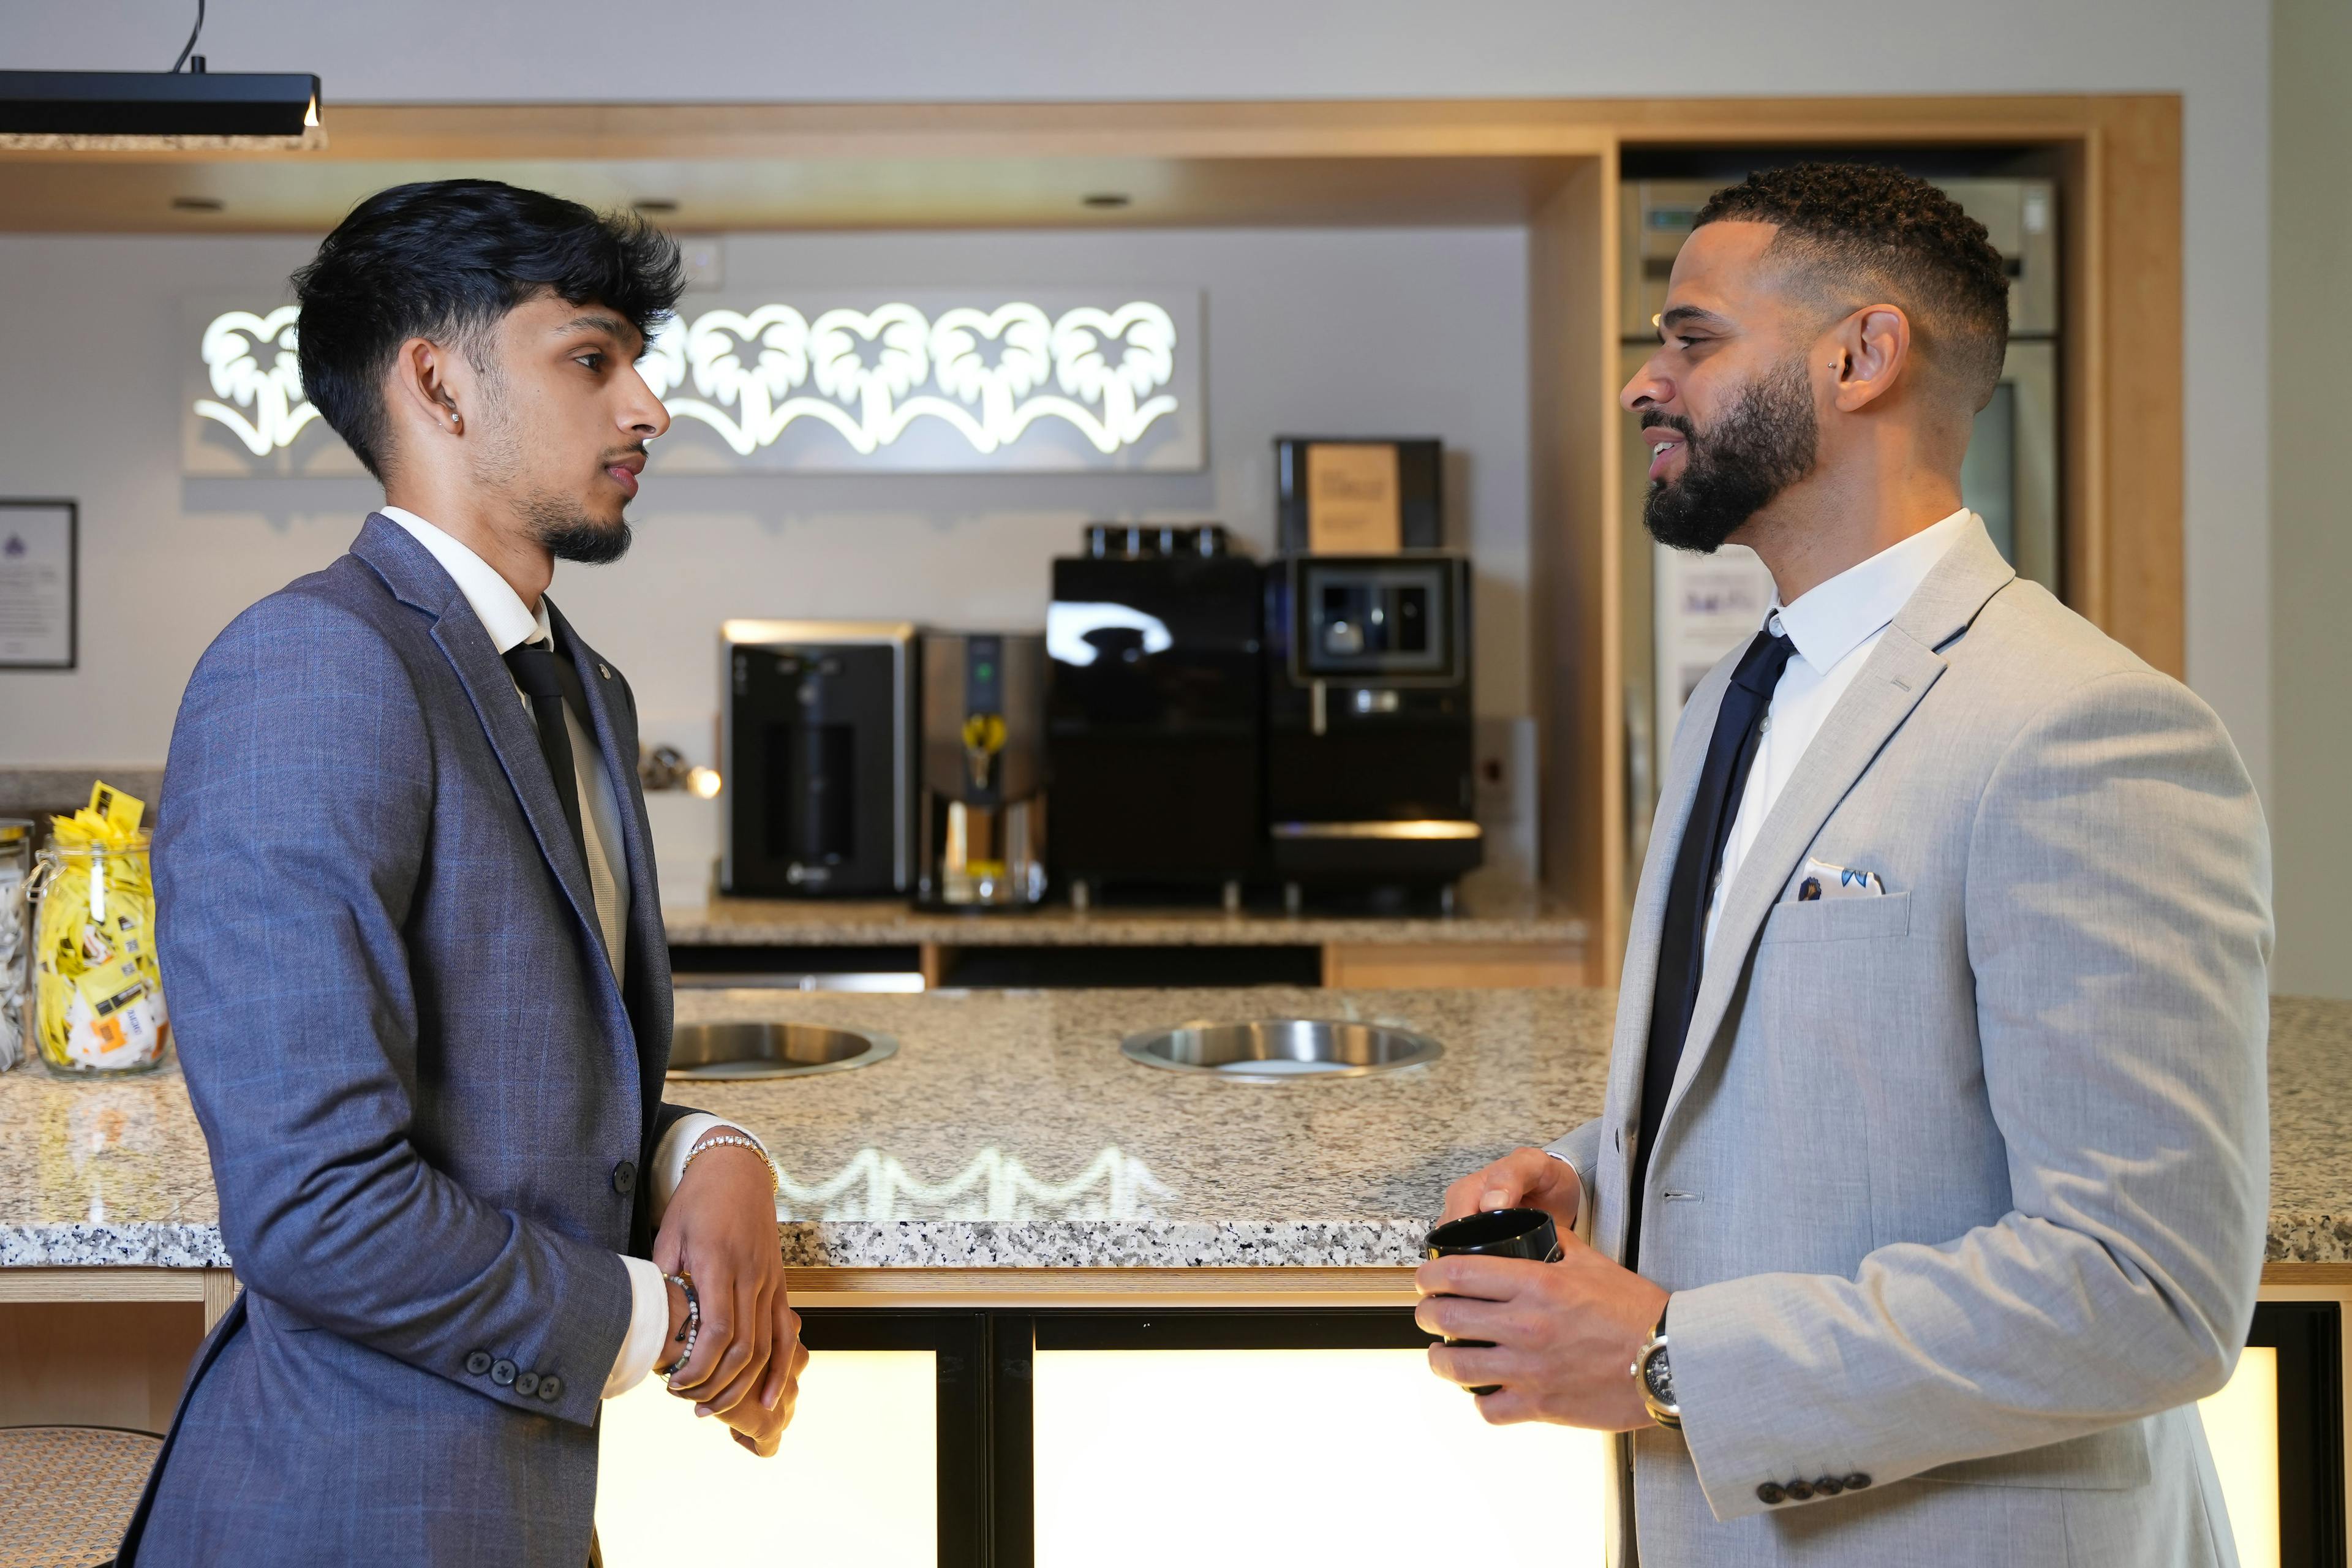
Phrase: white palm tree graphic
[
  {"left": 194, "top": 308, "right": 320, "bottom": 455},
  {"left": 1046, "top": 303, "right": 1179, "bottom": 451},
  {"left": 655, "top": 306, "right": 817, "bottom": 455},
  {"left": 809, "top": 304, "right": 931, "bottom": 453},
  {"left": 930, "top": 304, "right": 1053, "bottom": 450}
]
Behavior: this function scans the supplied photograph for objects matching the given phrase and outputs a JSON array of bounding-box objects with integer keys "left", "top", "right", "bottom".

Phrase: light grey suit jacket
[{"left": 1548, "top": 520, "right": 2271, "bottom": 1566}]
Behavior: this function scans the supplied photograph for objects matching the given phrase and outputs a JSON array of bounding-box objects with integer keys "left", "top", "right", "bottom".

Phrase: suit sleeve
[
  {"left": 1663, "top": 669, "right": 2272, "bottom": 1521},
  {"left": 155, "top": 594, "right": 633, "bottom": 1430}
]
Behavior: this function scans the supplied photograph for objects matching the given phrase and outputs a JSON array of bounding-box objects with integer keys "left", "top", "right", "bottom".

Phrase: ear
[
  {"left": 1823, "top": 304, "right": 1912, "bottom": 414},
  {"left": 385, "top": 336, "right": 470, "bottom": 440}
]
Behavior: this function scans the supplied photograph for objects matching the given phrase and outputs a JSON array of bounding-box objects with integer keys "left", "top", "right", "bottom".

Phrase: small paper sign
[{"left": 1305, "top": 443, "right": 1403, "bottom": 554}]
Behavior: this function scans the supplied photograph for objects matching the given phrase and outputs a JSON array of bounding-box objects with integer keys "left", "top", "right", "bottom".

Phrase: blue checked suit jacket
[{"left": 123, "top": 514, "right": 695, "bottom": 1566}]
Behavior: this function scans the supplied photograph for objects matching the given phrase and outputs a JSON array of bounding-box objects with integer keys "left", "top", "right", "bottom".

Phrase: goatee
[
  {"left": 1642, "top": 355, "right": 1818, "bottom": 553},
  {"left": 527, "top": 499, "right": 633, "bottom": 566}
]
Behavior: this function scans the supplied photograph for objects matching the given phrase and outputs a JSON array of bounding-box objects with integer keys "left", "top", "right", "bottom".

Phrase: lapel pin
[{"left": 598, "top": 663, "right": 611, "bottom": 680}]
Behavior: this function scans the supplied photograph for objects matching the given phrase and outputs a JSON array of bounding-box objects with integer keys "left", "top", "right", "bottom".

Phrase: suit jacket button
[
  {"left": 538, "top": 1375, "right": 563, "bottom": 1402},
  {"left": 514, "top": 1371, "right": 540, "bottom": 1397},
  {"left": 612, "top": 1160, "right": 637, "bottom": 1195},
  {"left": 1785, "top": 1478, "right": 1815, "bottom": 1501},
  {"left": 1814, "top": 1474, "right": 1844, "bottom": 1496},
  {"left": 1755, "top": 1482, "right": 1786, "bottom": 1505},
  {"left": 465, "top": 1350, "right": 492, "bottom": 1376},
  {"left": 491, "top": 1358, "right": 518, "bottom": 1387},
  {"left": 1844, "top": 1472, "right": 1872, "bottom": 1490}
]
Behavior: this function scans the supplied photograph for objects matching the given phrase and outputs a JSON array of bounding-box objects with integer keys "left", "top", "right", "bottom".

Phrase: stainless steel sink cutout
[
  {"left": 666, "top": 1022, "right": 899, "bottom": 1080},
  {"left": 1120, "top": 1019, "right": 1443, "bottom": 1082}
]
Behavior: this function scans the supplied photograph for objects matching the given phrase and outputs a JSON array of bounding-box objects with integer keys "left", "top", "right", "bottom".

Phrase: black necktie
[
  {"left": 503, "top": 642, "right": 592, "bottom": 873},
  {"left": 1627, "top": 625, "right": 1798, "bottom": 1268}
]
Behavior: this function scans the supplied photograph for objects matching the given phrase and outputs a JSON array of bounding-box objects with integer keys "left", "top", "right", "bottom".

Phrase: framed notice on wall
[{"left": 0, "top": 500, "right": 77, "bottom": 671}]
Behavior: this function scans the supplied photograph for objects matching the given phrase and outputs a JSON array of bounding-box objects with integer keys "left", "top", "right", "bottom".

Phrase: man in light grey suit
[
  {"left": 126, "top": 181, "right": 807, "bottom": 1565},
  {"left": 1421, "top": 164, "right": 2270, "bottom": 1564}
]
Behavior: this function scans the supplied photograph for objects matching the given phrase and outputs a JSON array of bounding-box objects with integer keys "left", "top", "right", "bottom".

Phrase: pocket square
[{"left": 1798, "top": 856, "right": 1886, "bottom": 901}]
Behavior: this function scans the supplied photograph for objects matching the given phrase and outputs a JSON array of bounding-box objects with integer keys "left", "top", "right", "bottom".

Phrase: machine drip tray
[
  {"left": 1120, "top": 1019, "right": 1443, "bottom": 1082},
  {"left": 666, "top": 1022, "right": 899, "bottom": 1080}
]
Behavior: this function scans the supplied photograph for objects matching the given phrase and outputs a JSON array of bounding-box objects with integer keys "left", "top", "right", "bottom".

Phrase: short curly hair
[{"left": 1695, "top": 163, "right": 2011, "bottom": 410}]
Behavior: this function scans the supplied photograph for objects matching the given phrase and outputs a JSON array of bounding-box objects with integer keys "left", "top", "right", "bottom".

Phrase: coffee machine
[
  {"left": 919, "top": 631, "right": 1048, "bottom": 909},
  {"left": 1046, "top": 525, "right": 1264, "bottom": 908},
  {"left": 720, "top": 620, "right": 916, "bottom": 897},
  {"left": 1263, "top": 554, "right": 1481, "bottom": 907}
]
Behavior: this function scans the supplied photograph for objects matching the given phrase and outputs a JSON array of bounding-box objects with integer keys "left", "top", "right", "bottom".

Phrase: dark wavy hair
[
  {"left": 292, "top": 179, "right": 684, "bottom": 479},
  {"left": 1695, "top": 163, "right": 2011, "bottom": 409}
]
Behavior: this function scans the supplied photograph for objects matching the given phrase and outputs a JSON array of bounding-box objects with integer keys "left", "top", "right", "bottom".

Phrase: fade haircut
[
  {"left": 292, "top": 179, "right": 684, "bottom": 479},
  {"left": 1694, "top": 163, "right": 2011, "bottom": 412}
]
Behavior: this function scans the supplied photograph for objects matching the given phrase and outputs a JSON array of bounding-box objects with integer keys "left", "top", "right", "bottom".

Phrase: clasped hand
[
  {"left": 653, "top": 1135, "right": 808, "bottom": 1457},
  {"left": 1415, "top": 1147, "right": 1667, "bottom": 1431}
]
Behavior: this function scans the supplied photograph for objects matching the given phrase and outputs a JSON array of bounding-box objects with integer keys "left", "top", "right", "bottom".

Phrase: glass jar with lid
[
  {"left": 25, "top": 830, "right": 171, "bottom": 1076},
  {"left": 0, "top": 820, "right": 31, "bottom": 1071}
]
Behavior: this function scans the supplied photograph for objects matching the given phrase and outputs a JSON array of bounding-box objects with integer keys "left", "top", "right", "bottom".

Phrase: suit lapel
[
  {"left": 349, "top": 516, "right": 610, "bottom": 995},
  {"left": 1599, "top": 662, "right": 1725, "bottom": 1261},
  {"left": 1650, "top": 522, "right": 2018, "bottom": 1147}
]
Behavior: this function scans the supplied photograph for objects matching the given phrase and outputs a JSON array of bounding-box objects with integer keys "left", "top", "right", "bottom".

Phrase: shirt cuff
[
  {"left": 605, "top": 1254, "right": 672, "bottom": 1399},
  {"left": 649, "top": 1113, "right": 771, "bottom": 1227},
  {"left": 1539, "top": 1147, "right": 1587, "bottom": 1235}
]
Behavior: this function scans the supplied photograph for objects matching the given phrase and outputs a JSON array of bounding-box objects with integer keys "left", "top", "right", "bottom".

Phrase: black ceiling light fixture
[{"left": 0, "top": 1, "right": 323, "bottom": 152}]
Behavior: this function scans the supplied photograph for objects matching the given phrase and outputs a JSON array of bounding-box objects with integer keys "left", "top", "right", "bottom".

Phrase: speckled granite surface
[
  {"left": 1, "top": 990, "right": 2343, "bottom": 1270},
  {"left": 663, "top": 889, "right": 1587, "bottom": 949},
  {"left": 2261, "top": 996, "right": 2352, "bottom": 1265}
]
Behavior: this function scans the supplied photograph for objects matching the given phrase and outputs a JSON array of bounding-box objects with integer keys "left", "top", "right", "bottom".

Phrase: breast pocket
[{"left": 1760, "top": 891, "right": 1912, "bottom": 944}]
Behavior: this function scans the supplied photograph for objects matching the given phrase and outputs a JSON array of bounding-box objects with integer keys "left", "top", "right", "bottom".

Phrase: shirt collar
[
  {"left": 1768, "top": 508, "right": 1975, "bottom": 676},
  {"left": 377, "top": 506, "right": 552, "bottom": 655}
]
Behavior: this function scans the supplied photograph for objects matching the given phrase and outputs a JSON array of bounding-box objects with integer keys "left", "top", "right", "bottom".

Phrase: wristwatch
[{"left": 1632, "top": 1306, "right": 1681, "bottom": 1429}]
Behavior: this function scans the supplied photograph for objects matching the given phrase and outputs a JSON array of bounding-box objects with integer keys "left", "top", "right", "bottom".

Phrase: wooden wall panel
[{"left": 1528, "top": 157, "right": 1626, "bottom": 983}]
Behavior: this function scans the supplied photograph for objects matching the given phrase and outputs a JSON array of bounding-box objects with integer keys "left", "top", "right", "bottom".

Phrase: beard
[
  {"left": 527, "top": 496, "right": 633, "bottom": 565},
  {"left": 1642, "top": 355, "right": 1819, "bottom": 553}
]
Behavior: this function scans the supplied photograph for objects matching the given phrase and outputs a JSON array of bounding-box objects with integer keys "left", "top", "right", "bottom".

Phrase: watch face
[{"left": 1644, "top": 1348, "right": 1675, "bottom": 1402}]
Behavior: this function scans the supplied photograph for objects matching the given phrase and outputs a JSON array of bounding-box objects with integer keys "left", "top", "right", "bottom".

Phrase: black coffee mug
[{"left": 1423, "top": 1207, "right": 1564, "bottom": 1395}]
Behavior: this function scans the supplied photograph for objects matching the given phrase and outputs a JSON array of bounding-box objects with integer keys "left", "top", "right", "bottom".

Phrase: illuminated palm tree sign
[{"left": 194, "top": 298, "right": 1183, "bottom": 462}]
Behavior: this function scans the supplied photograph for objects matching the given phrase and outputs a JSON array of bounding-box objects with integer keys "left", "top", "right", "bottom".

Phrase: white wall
[
  {"left": 2268, "top": 0, "right": 2350, "bottom": 999},
  {"left": 0, "top": 227, "right": 1530, "bottom": 769},
  {"left": 13, "top": 0, "right": 2275, "bottom": 801}
]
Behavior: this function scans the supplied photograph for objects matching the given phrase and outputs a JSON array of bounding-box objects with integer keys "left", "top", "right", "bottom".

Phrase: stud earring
[{"left": 448, "top": 411, "right": 462, "bottom": 432}]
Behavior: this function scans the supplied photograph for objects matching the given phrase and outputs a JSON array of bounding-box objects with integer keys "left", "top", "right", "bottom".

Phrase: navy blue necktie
[
  {"left": 503, "top": 642, "right": 592, "bottom": 874},
  {"left": 1627, "top": 626, "right": 1798, "bottom": 1268}
]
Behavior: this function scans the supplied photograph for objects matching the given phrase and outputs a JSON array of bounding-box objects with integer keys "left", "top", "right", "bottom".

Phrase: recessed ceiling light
[
  {"left": 632, "top": 198, "right": 679, "bottom": 215},
  {"left": 171, "top": 195, "right": 224, "bottom": 212},
  {"left": 1082, "top": 192, "right": 1131, "bottom": 209}
]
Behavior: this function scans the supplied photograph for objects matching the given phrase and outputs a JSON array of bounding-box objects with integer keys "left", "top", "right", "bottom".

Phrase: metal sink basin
[
  {"left": 666, "top": 1022, "right": 898, "bottom": 1080},
  {"left": 1120, "top": 1019, "right": 1443, "bottom": 1082}
]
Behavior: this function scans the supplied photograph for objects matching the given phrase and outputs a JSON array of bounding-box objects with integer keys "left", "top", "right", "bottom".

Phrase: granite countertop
[
  {"left": 2, "top": 991, "right": 2344, "bottom": 1270},
  {"left": 665, "top": 883, "right": 1588, "bottom": 950}
]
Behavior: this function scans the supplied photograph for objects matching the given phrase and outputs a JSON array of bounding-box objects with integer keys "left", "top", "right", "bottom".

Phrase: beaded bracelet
[
  {"left": 682, "top": 1131, "right": 778, "bottom": 1193},
  {"left": 659, "top": 1271, "right": 699, "bottom": 1389}
]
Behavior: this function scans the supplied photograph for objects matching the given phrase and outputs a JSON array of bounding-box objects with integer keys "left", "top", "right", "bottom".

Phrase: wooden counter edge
[{"left": 7, "top": 1260, "right": 2339, "bottom": 1321}]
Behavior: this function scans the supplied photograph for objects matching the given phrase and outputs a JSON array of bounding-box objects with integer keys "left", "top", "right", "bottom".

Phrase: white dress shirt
[
  {"left": 1700, "top": 508, "right": 1975, "bottom": 954},
  {"left": 379, "top": 506, "right": 761, "bottom": 1398}
]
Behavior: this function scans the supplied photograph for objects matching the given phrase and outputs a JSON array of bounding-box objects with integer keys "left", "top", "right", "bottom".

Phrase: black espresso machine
[
  {"left": 1262, "top": 552, "right": 1481, "bottom": 907},
  {"left": 1045, "top": 521, "right": 1480, "bottom": 910},
  {"left": 1046, "top": 524, "right": 1264, "bottom": 909}
]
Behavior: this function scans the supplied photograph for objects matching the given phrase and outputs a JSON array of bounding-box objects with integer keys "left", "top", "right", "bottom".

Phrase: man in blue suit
[{"left": 126, "top": 180, "right": 805, "bottom": 1566}]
